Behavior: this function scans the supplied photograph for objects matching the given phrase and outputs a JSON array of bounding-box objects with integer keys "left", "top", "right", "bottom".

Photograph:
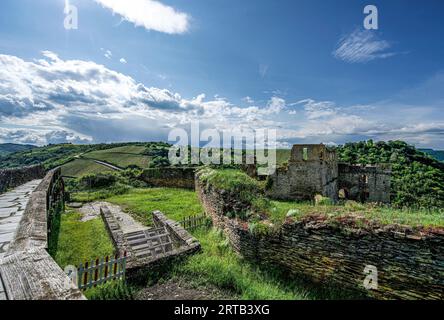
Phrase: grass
[
  {"left": 61, "top": 158, "right": 114, "bottom": 178},
  {"left": 69, "top": 183, "right": 130, "bottom": 203},
  {"left": 52, "top": 209, "right": 115, "bottom": 269},
  {"left": 83, "top": 145, "right": 151, "bottom": 169},
  {"left": 172, "top": 228, "right": 309, "bottom": 300},
  {"left": 106, "top": 188, "right": 204, "bottom": 225},
  {"left": 269, "top": 200, "right": 444, "bottom": 228}
]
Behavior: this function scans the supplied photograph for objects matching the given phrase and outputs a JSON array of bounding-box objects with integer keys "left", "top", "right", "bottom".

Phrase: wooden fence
[
  {"left": 77, "top": 253, "right": 127, "bottom": 290},
  {"left": 179, "top": 213, "right": 211, "bottom": 231}
]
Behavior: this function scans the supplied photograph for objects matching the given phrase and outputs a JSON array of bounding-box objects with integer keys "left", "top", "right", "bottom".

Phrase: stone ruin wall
[
  {"left": 266, "top": 144, "right": 338, "bottom": 201},
  {"left": 338, "top": 164, "right": 391, "bottom": 203},
  {"left": 266, "top": 144, "right": 391, "bottom": 203},
  {"left": 196, "top": 176, "right": 444, "bottom": 300},
  {"left": 0, "top": 165, "right": 46, "bottom": 194}
]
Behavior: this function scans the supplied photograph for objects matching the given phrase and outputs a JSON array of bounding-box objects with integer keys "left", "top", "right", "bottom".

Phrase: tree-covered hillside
[
  {"left": 337, "top": 140, "right": 444, "bottom": 208},
  {"left": 419, "top": 149, "right": 444, "bottom": 162},
  {"left": 0, "top": 143, "right": 36, "bottom": 156},
  {"left": 0, "top": 142, "right": 147, "bottom": 170}
]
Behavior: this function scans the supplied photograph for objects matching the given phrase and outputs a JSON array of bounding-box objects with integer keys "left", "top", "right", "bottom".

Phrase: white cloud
[
  {"left": 104, "top": 50, "right": 112, "bottom": 59},
  {"left": 242, "top": 96, "right": 254, "bottom": 104},
  {"left": 119, "top": 58, "right": 127, "bottom": 64},
  {"left": 0, "top": 52, "right": 284, "bottom": 145},
  {"left": 0, "top": 51, "right": 442, "bottom": 148},
  {"left": 94, "top": 0, "right": 190, "bottom": 34},
  {"left": 333, "top": 28, "right": 397, "bottom": 63}
]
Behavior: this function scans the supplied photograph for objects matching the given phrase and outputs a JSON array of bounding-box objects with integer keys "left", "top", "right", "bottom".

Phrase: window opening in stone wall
[{"left": 303, "top": 147, "right": 308, "bottom": 161}]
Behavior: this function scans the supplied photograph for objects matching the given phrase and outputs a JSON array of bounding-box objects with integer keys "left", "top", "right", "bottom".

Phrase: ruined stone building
[{"left": 266, "top": 144, "right": 391, "bottom": 203}]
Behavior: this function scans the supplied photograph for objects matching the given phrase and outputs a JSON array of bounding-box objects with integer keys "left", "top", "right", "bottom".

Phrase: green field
[
  {"left": 61, "top": 158, "right": 114, "bottom": 178},
  {"left": 82, "top": 145, "right": 151, "bottom": 169},
  {"left": 107, "top": 188, "right": 204, "bottom": 225}
]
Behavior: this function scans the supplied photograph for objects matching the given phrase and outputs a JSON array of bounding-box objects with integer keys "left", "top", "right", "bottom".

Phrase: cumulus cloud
[
  {"left": 0, "top": 51, "right": 442, "bottom": 148},
  {"left": 119, "top": 58, "right": 127, "bottom": 64},
  {"left": 0, "top": 51, "right": 284, "bottom": 145},
  {"left": 333, "top": 28, "right": 397, "bottom": 63},
  {"left": 94, "top": 0, "right": 190, "bottom": 34}
]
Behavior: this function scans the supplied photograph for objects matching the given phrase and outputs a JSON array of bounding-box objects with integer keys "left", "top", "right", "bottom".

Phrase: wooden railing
[
  {"left": 77, "top": 253, "right": 127, "bottom": 290},
  {"left": 179, "top": 213, "right": 211, "bottom": 231}
]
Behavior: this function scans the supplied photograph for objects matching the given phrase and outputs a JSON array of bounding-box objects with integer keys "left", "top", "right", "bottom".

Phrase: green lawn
[
  {"left": 106, "top": 188, "right": 204, "bottom": 225},
  {"left": 83, "top": 145, "right": 151, "bottom": 169},
  {"left": 269, "top": 200, "right": 444, "bottom": 228},
  {"left": 53, "top": 210, "right": 115, "bottom": 269},
  {"left": 61, "top": 158, "right": 114, "bottom": 178}
]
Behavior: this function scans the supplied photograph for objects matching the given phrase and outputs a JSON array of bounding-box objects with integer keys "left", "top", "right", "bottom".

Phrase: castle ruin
[{"left": 266, "top": 144, "right": 391, "bottom": 203}]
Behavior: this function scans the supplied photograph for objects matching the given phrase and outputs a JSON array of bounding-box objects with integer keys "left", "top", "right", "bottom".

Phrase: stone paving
[
  {"left": 0, "top": 180, "right": 42, "bottom": 260},
  {"left": 0, "top": 180, "right": 41, "bottom": 300}
]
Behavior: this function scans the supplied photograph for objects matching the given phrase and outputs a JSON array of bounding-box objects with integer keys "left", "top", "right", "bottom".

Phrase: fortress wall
[
  {"left": 140, "top": 167, "right": 196, "bottom": 189},
  {"left": 0, "top": 165, "right": 46, "bottom": 194},
  {"left": 197, "top": 176, "right": 444, "bottom": 300}
]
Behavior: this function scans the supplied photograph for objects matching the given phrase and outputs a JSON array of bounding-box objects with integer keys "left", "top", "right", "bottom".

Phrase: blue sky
[{"left": 0, "top": 0, "right": 443, "bottom": 148}]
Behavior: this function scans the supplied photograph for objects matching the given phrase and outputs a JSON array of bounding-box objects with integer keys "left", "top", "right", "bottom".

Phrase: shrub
[
  {"left": 314, "top": 195, "right": 334, "bottom": 206},
  {"left": 78, "top": 173, "right": 117, "bottom": 189}
]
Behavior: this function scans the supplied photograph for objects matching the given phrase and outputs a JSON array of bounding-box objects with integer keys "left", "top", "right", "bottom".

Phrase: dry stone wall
[
  {"left": 0, "top": 165, "right": 45, "bottom": 194},
  {"left": 196, "top": 177, "right": 444, "bottom": 300},
  {"left": 140, "top": 167, "right": 196, "bottom": 189}
]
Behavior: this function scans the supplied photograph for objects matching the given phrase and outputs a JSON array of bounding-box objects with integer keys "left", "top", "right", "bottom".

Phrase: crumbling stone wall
[
  {"left": 338, "top": 164, "right": 391, "bottom": 203},
  {"left": 197, "top": 177, "right": 444, "bottom": 300},
  {"left": 140, "top": 167, "right": 196, "bottom": 189},
  {"left": 266, "top": 144, "right": 338, "bottom": 201},
  {"left": 266, "top": 144, "right": 391, "bottom": 203},
  {"left": 0, "top": 165, "right": 45, "bottom": 194}
]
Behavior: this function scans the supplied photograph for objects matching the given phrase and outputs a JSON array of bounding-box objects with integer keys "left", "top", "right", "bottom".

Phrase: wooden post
[
  {"left": 83, "top": 261, "right": 88, "bottom": 288},
  {"left": 104, "top": 256, "right": 109, "bottom": 282},
  {"left": 94, "top": 258, "right": 99, "bottom": 286}
]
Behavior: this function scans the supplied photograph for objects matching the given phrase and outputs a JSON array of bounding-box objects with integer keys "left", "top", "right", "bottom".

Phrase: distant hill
[
  {"left": 0, "top": 143, "right": 36, "bottom": 157},
  {"left": 419, "top": 149, "right": 444, "bottom": 162}
]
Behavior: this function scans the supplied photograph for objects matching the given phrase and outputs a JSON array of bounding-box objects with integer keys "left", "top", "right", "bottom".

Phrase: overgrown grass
[
  {"left": 68, "top": 183, "right": 131, "bottom": 202},
  {"left": 172, "top": 228, "right": 309, "bottom": 300},
  {"left": 84, "top": 280, "right": 134, "bottom": 300},
  {"left": 269, "top": 200, "right": 444, "bottom": 227},
  {"left": 198, "top": 168, "right": 263, "bottom": 193},
  {"left": 53, "top": 210, "right": 115, "bottom": 269},
  {"left": 106, "top": 188, "right": 204, "bottom": 225}
]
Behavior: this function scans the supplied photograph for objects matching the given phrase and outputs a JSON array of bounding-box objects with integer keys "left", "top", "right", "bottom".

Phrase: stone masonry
[
  {"left": 0, "top": 165, "right": 46, "bottom": 194},
  {"left": 267, "top": 144, "right": 391, "bottom": 203},
  {"left": 196, "top": 176, "right": 444, "bottom": 300}
]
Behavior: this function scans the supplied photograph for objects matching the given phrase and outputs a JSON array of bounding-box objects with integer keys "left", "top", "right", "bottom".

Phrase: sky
[{"left": 0, "top": 0, "right": 443, "bottom": 149}]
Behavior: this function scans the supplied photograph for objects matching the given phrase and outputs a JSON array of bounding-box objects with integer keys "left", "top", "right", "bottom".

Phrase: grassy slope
[
  {"left": 61, "top": 158, "right": 114, "bottom": 177},
  {"left": 82, "top": 145, "right": 150, "bottom": 169},
  {"left": 53, "top": 210, "right": 115, "bottom": 269}
]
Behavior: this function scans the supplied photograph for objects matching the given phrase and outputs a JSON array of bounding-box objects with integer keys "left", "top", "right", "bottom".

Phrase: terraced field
[
  {"left": 61, "top": 158, "right": 114, "bottom": 178},
  {"left": 82, "top": 145, "right": 151, "bottom": 169}
]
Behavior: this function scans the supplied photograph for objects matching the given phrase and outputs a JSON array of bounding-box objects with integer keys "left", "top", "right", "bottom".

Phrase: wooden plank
[{"left": 0, "top": 249, "right": 85, "bottom": 300}]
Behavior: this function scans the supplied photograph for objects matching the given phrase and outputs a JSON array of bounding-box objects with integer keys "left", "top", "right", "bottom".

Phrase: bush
[
  {"left": 314, "top": 195, "right": 334, "bottom": 206},
  {"left": 78, "top": 173, "right": 117, "bottom": 189}
]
